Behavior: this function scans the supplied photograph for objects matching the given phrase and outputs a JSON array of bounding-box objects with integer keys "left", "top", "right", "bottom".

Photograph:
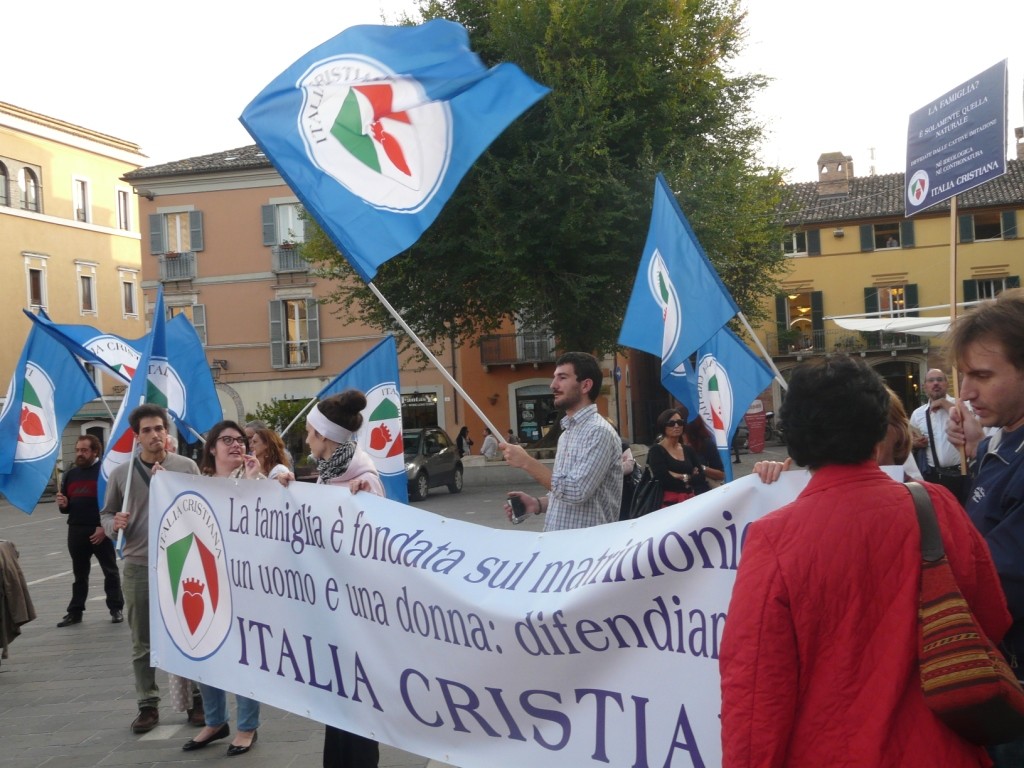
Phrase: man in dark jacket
[
  {"left": 55, "top": 435, "right": 124, "bottom": 627},
  {"left": 947, "top": 287, "right": 1024, "bottom": 768}
]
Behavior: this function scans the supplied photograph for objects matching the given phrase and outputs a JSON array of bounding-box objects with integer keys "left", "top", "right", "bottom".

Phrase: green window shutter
[
  {"left": 269, "top": 300, "right": 285, "bottom": 369},
  {"left": 859, "top": 225, "right": 874, "bottom": 252},
  {"left": 1001, "top": 210, "right": 1017, "bottom": 239},
  {"left": 262, "top": 205, "right": 277, "bottom": 246},
  {"left": 864, "top": 287, "right": 878, "bottom": 313},
  {"left": 963, "top": 280, "right": 978, "bottom": 303},
  {"left": 905, "top": 284, "right": 919, "bottom": 317},
  {"left": 1008, "top": 276, "right": 1021, "bottom": 289},
  {"left": 191, "top": 304, "right": 207, "bottom": 346},
  {"left": 958, "top": 215, "right": 974, "bottom": 244},
  {"left": 899, "top": 220, "right": 915, "bottom": 248},
  {"left": 149, "top": 214, "right": 164, "bottom": 254},
  {"left": 305, "top": 299, "right": 320, "bottom": 368},
  {"left": 189, "top": 211, "right": 204, "bottom": 252},
  {"left": 863, "top": 288, "right": 880, "bottom": 348},
  {"left": 775, "top": 294, "right": 788, "bottom": 330},
  {"left": 807, "top": 229, "right": 821, "bottom": 256},
  {"left": 810, "top": 291, "right": 824, "bottom": 350}
]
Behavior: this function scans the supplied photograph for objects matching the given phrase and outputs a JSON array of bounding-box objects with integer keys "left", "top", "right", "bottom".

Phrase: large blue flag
[
  {"left": 693, "top": 326, "right": 774, "bottom": 482},
  {"left": 240, "top": 19, "right": 549, "bottom": 282},
  {"left": 0, "top": 324, "right": 100, "bottom": 513},
  {"left": 661, "top": 353, "right": 699, "bottom": 427},
  {"left": 619, "top": 174, "right": 739, "bottom": 377},
  {"left": 25, "top": 309, "right": 220, "bottom": 439},
  {"left": 316, "top": 336, "right": 407, "bottom": 503}
]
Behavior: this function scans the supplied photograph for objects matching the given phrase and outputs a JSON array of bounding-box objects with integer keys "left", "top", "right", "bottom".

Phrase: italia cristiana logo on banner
[
  {"left": 696, "top": 355, "right": 733, "bottom": 450},
  {"left": 156, "top": 492, "right": 232, "bottom": 659}
]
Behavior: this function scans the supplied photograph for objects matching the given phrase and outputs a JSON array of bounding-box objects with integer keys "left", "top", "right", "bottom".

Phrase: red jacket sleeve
[{"left": 720, "top": 519, "right": 798, "bottom": 768}]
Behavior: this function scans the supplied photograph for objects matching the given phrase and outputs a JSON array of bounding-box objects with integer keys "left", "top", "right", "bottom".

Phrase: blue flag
[
  {"left": 101, "top": 288, "right": 206, "bottom": 504},
  {"left": 25, "top": 309, "right": 220, "bottom": 440},
  {"left": 619, "top": 174, "right": 739, "bottom": 376},
  {"left": 316, "top": 336, "right": 407, "bottom": 503},
  {"left": 0, "top": 324, "right": 100, "bottom": 513},
  {"left": 240, "top": 19, "right": 549, "bottom": 282},
  {"left": 694, "top": 326, "right": 774, "bottom": 482},
  {"left": 661, "top": 353, "right": 699, "bottom": 427}
]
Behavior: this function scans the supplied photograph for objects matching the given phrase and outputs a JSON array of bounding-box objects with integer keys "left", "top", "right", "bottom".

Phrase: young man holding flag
[{"left": 100, "top": 404, "right": 200, "bottom": 734}]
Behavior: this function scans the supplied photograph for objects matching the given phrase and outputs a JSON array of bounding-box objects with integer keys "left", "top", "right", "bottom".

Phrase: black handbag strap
[
  {"left": 907, "top": 481, "right": 944, "bottom": 562},
  {"left": 925, "top": 408, "right": 942, "bottom": 470}
]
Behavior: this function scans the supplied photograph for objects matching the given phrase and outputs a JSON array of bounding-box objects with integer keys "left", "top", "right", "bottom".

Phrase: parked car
[{"left": 404, "top": 427, "right": 464, "bottom": 501}]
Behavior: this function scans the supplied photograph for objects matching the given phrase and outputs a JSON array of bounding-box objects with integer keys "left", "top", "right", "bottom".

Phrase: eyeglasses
[
  {"left": 217, "top": 436, "right": 247, "bottom": 446},
  {"left": 665, "top": 419, "right": 685, "bottom": 427}
]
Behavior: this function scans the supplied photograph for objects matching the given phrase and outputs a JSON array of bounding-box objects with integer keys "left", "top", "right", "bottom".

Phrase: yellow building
[
  {"left": 759, "top": 149, "right": 1023, "bottom": 413},
  {"left": 0, "top": 102, "right": 146, "bottom": 447}
]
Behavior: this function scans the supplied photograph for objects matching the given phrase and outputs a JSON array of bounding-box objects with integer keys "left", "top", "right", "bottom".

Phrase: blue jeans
[
  {"left": 123, "top": 562, "right": 158, "bottom": 708},
  {"left": 198, "top": 682, "right": 260, "bottom": 732}
]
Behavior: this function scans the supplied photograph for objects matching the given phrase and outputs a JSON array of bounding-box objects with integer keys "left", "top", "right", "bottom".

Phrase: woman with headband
[{"left": 305, "top": 389, "right": 383, "bottom": 768}]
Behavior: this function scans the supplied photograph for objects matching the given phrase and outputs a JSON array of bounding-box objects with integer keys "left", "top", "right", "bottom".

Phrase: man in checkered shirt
[{"left": 502, "top": 352, "right": 622, "bottom": 531}]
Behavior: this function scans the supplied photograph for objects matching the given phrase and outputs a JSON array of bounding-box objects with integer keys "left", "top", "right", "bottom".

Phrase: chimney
[
  {"left": 1016, "top": 127, "right": 1023, "bottom": 161},
  {"left": 817, "top": 152, "right": 854, "bottom": 196}
]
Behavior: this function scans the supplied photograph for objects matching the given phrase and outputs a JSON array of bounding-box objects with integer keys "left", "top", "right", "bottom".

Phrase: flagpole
[
  {"left": 114, "top": 396, "right": 145, "bottom": 558},
  {"left": 737, "top": 312, "right": 788, "bottom": 391},
  {"left": 281, "top": 397, "right": 318, "bottom": 439},
  {"left": 366, "top": 282, "right": 506, "bottom": 441}
]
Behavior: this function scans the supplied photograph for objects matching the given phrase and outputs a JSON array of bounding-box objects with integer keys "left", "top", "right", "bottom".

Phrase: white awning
[{"left": 828, "top": 316, "right": 950, "bottom": 337}]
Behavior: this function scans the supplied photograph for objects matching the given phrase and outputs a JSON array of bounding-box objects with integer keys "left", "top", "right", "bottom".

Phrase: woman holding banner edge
[
  {"left": 183, "top": 420, "right": 266, "bottom": 756},
  {"left": 306, "top": 389, "right": 384, "bottom": 768}
]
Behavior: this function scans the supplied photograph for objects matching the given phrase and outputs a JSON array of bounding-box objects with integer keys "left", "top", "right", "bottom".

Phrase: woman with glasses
[
  {"left": 183, "top": 421, "right": 263, "bottom": 756},
  {"left": 647, "top": 407, "right": 705, "bottom": 507}
]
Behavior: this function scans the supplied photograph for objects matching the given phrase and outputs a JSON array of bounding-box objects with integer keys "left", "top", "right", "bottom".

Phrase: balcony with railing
[
  {"left": 272, "top": 244, "right": 310, "bottom": 273},
  {"left": 158, "top": 252, "right": 197, "bottom": 282},
  {"left": 763, "top": 326, "right": 925, "bottom": 357},
  {"left": 480, "top": 332, "right": 557, "bottom": 368}
]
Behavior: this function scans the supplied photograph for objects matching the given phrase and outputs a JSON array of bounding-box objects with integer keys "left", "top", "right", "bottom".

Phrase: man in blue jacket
[{"left": 947, "top": 287, "right": 1024, "bottom": 768}]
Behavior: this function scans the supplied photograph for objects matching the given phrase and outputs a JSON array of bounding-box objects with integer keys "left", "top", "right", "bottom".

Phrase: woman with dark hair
[
  {"left": 248, "top": 426, "right": 294, "bottom": 485},
  {"left": 305, "top": 389, "right": 383, "bottom": 768},
  {"left": 646, "top": 407, "right": 705, "bottom": 507},
  {"left": 682, "top": 417, "right": 725, "bottom": 493},
  {"left": 455, "top": 426, "right": 473, "bottom": 458},
  {"left": 184, "top": 421, "right": 263, "bottom": 756},
  {"left": 720, "top": 355, "right": 1010, "bottom": 767}
]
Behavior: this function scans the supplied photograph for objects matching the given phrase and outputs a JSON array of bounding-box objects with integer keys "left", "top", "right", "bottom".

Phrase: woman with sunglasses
[
  {"left": 647, "top": 407, "right": 705, "bottom": 507},
  {"left": 182, "top": 421, "right": 264, "bottom": 756}
]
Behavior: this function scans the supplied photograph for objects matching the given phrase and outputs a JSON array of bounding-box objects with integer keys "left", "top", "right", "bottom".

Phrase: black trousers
[
  {"left": 66, "top": 525, "right": 124, "bottom": 614},
  {"left": 323, "top": 725, "right": 378, "bottom": 768},
  {"left": 922, "top": 466, "right": 970, "bottom": 505}
]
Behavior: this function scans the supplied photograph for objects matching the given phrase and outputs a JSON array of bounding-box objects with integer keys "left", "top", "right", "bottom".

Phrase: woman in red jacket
[{"left": 720, "top": 355, "right": 1010, "bottom": 767}]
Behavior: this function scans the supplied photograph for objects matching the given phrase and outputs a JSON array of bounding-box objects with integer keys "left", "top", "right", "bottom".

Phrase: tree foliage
[{"left": 304, "top": 0, "right": 787, "bottom": 355}]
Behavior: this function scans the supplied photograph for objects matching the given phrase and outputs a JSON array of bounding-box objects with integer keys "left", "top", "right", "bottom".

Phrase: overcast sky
[{"left": 5, "top": 0, "right": 1022, "bottom": 183}]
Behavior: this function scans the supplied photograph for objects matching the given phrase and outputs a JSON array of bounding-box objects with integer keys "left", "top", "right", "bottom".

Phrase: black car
[{"left": 404, "top": 427, "right": 464, "bottom": 501}]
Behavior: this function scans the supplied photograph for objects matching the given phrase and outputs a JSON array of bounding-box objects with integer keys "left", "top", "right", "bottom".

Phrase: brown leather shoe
[
  {"left": 187, "top": 701, "right": 205, "bottom": 726},
  {"left": 131, "top": 706, "right": 159, "bottom": 733}
]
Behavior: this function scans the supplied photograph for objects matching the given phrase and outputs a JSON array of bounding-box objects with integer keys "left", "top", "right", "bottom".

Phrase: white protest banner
[{"left": 149, "top": 471, "right": 809, "bottom": 767}]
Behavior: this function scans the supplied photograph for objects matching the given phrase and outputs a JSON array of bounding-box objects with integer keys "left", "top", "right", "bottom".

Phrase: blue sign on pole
[{"left": 905, "top": 60, "right": 1008, "bottom": 217}]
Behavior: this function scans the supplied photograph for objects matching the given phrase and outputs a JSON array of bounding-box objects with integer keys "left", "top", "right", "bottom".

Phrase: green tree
[{"left": 304, "top": 0, "right": 787, "bottom": 355}]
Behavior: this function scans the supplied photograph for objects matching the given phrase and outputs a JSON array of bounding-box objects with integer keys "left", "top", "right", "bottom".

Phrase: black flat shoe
[
  {"left": 226, "top": 729, "right": 258, "bottom": 756},
  {"left": 182, "top": 722, "right": 230, "bottom": 751}
]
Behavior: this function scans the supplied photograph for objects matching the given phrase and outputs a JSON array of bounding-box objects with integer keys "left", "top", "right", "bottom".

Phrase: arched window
[
  {"left": 19, "top": 167, "right": 40, "bottom": 211},
  {"left": 0, "top": 161, "right": 8, "bottom": 206}
]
